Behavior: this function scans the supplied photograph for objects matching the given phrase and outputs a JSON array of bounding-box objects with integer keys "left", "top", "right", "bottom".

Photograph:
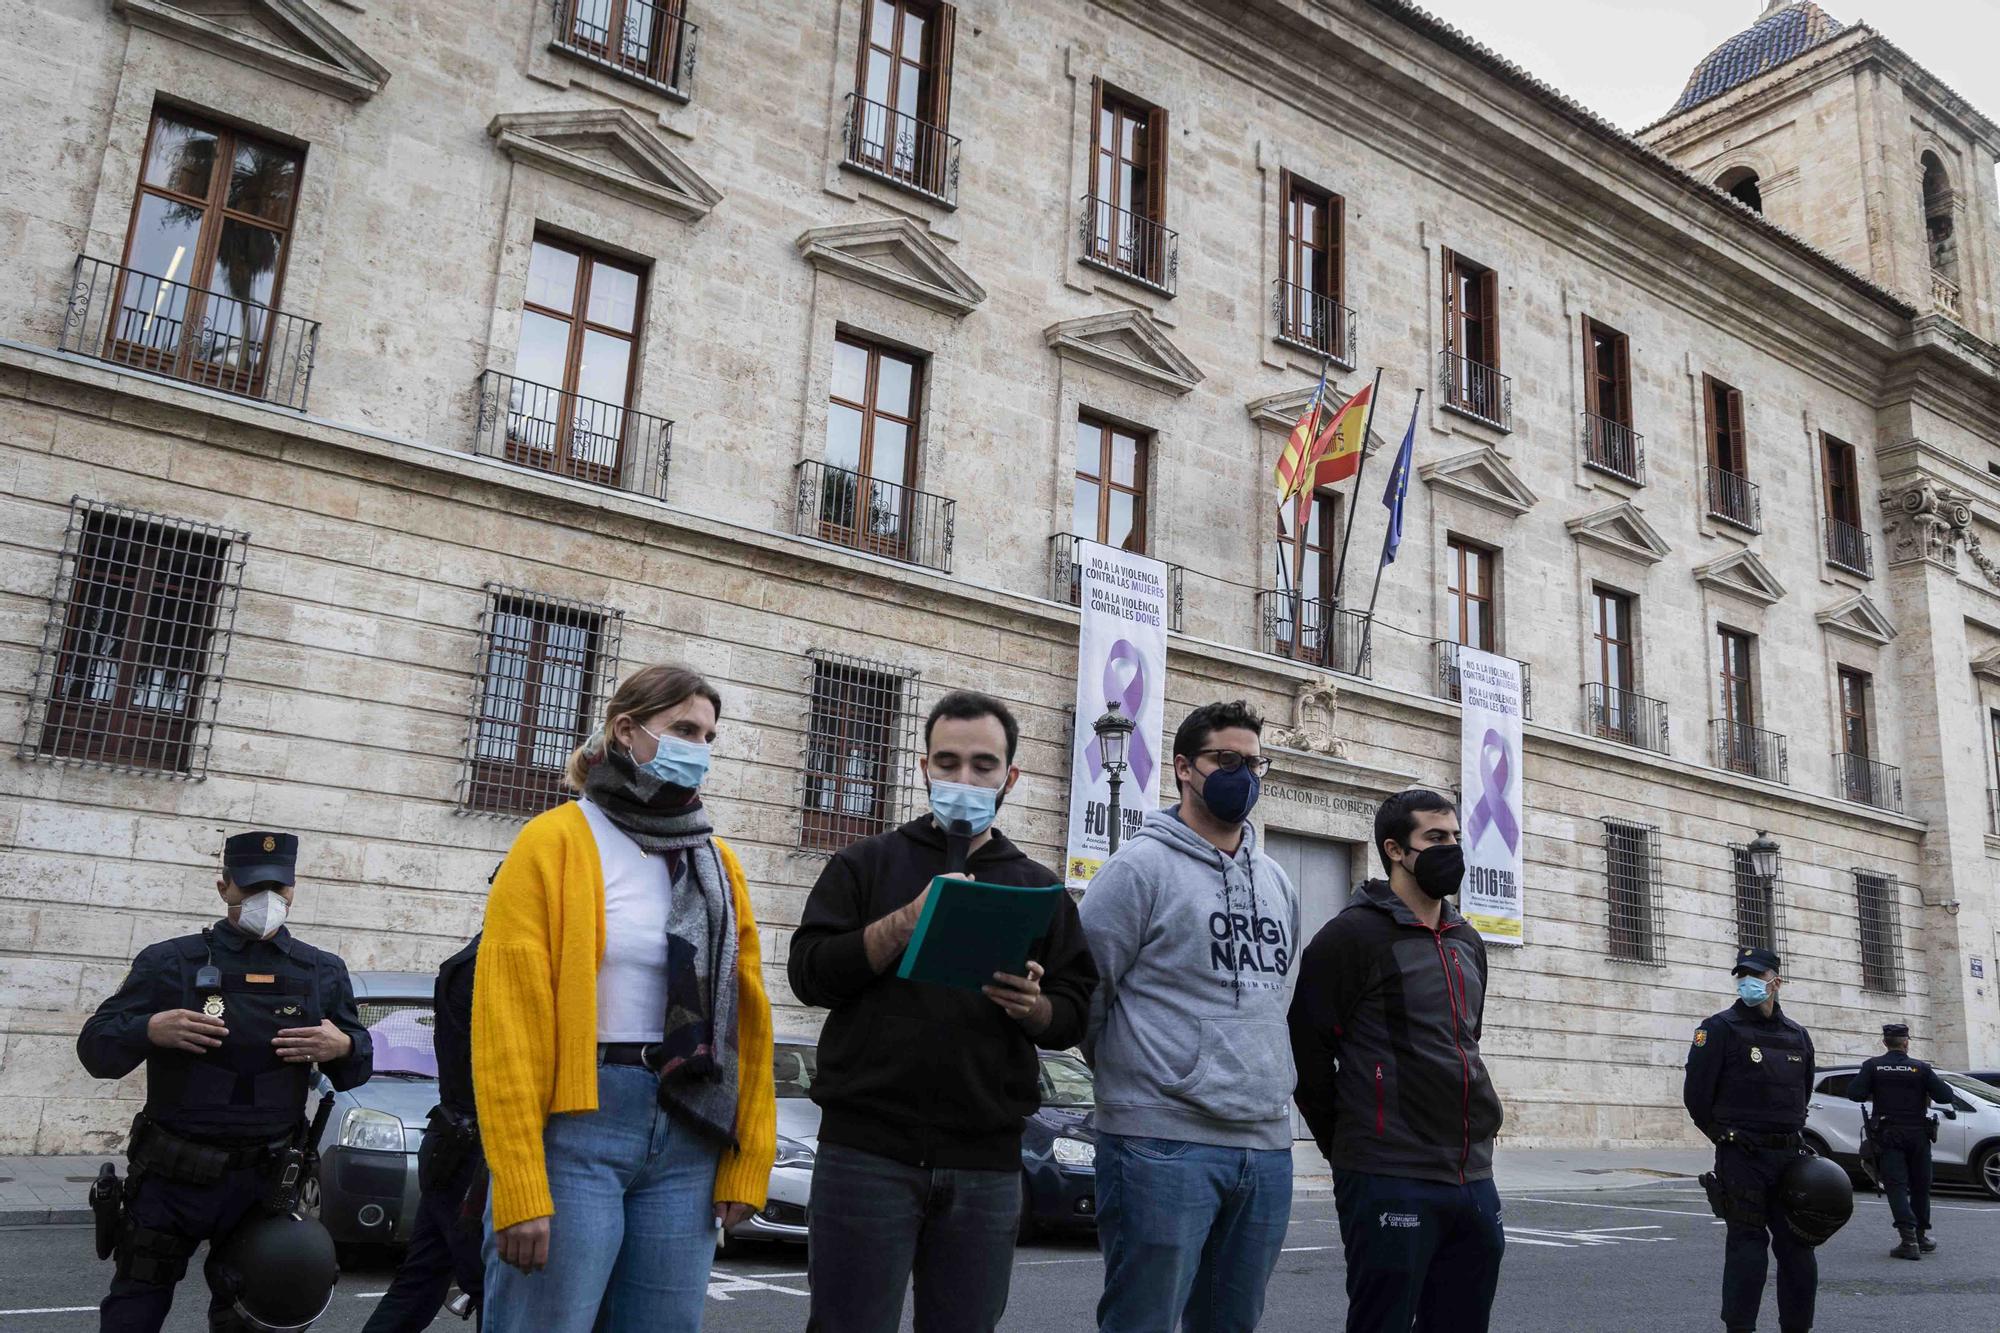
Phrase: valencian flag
[{"left": 1276, "top": 379, "right": 1374, "bottom": 503}]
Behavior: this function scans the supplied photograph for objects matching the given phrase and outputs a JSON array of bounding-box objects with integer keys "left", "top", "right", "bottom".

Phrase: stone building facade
[{"left": 1, "top": 0, "right": 1998, "bottom": 1157}]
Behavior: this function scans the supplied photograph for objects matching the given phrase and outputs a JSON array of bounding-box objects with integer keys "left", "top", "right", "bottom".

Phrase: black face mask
[{"left": 1406, "top": 844, "right": 1464, "bottom": 900}]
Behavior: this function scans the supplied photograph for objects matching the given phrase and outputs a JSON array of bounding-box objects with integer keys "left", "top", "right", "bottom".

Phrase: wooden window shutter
[
  {"left": 1702, "top": 375, "right": 1719, "bottom": 468},
  {"left": 1727, "top": 387, "right": 1747, "bottom": 474},
  {"left": 1614, "top": 331, "right": 1633, "bottom": 424},
  {"left": 1088, "top": 77, "right": 1105, "bottom": 182},
  {"left": 1329, "top": 193, "right": 1345, "bottom": 306},
  {"left": 1441, "top": 248, "right": 1459, "bottom": 356},
  {"left": 1146, "top": 104, "right": 1170, "bottom": 225},
  {"left": 1277, "top": 167, "right": 1294, "bottom": 285},
  {"left": 929, "top": 3, "right": 956, "bottom": 131},
  {"left": 1480, "top": 267, "right": 1501, "bottom": 369},
  {"left": 1581, "top": 316, "right": 1601, "bottom": 417}
]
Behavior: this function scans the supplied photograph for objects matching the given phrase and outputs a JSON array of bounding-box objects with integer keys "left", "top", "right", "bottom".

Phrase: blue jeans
[
  {"left": 1094, "top": 1132, "right": 1293, "bottom": 1333},
  {"left": 483, "top": 1063, "right": 721, "bottom": 1333},
  {"left": 806, "top": 1141, "right": 1021, "bottom": 1333},
  {"left": 1333, "top": 1169, "right": 1505, "bottom": 1333}
]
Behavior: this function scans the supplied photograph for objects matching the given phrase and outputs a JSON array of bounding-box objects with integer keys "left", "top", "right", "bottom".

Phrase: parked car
[
  {"left": 303, "top": 971, "right": 438, "bottom": 1248},
  {"left": 727, "top": 1039, "right": 1100, "bottom": 1246},
  {"left": 1803, "top": 1065, "right": 2000, "bottom": 1200},
  {"left": 1967, "top": 1070, "right": 2000, "bottom": 1091}
]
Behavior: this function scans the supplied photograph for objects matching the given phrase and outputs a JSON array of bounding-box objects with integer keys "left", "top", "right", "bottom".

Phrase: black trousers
[
  {"left": 361, "top": 1157, "right": 485, "bottom": 1333},
  {"left": 99, "top": 1167, "right": 262, "bottom": 1333},
  {"left": 1876, "top": 1125, "right": 1933, "bottom": 1233},
  {"left": 1717, "top": 1143, "right": 1816, "bottom": 1332}
]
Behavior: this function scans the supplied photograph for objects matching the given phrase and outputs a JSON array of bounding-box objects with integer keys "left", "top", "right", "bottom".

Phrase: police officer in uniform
[
  {"left": 77, "top": 831, "right": 372, "bottom": 1332},
  {"left": 1684, "top": 946, "right": 1819, "bottom": 1333},
  {"left": 1846, "top": 1022, "right": 1954, "bottom": 1260}
]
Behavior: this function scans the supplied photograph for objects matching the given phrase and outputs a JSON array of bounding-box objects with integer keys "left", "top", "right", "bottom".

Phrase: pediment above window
[
  {"left": 113, "top": 0, "right": 389, "bottom": 100},
  {"left": 1695, "top": 549, "right": 1787, "bottom": 606},
  {"left": 1419, "top": 448, "right": 1538, "bottom": 517},
  {"left": 795, "top": 218, "right": 986, "bottom": 317},
  {"left": 1817, "top": 593, "right": 1897, "bottom": 647},
  {"left": 1566, "top": 502, "right": 1671, "bottom": 565},
  {"left": 1044, "top": 309, "right": 1202, "bottom": 396},
  {"left": 488, "top": 109, "right": 722, "bottom": 222}
]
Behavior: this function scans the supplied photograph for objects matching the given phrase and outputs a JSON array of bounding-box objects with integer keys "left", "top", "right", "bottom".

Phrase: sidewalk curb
[{"left": 1, "top": 1206, "right": 92, "bottom": 1227}]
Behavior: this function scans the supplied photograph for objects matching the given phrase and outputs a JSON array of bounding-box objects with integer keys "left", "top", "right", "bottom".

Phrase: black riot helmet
[
  {"left": 1777, "top": 1152, "right": 1854, "bottom": 1247},
  {"left": 210, "top": 1212, "right": 338, "bottom": 1330}
]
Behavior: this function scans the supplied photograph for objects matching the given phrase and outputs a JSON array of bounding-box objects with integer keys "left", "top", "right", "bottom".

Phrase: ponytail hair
[{"left": 563, "top": 664, "right": 724, "bottom": 792}]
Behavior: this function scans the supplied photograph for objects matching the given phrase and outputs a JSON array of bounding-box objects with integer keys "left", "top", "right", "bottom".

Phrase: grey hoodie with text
[{"left": 1080, "top": 808, "right": 1301, "bottom": 1150}]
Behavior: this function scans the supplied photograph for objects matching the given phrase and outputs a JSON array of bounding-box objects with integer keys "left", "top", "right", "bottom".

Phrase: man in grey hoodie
[{"left": 1081, "top": 699, "right": 1300, "bottom": 1333}]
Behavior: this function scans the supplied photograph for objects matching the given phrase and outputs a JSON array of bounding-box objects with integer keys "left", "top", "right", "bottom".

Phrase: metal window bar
[
  {"left": 1078, "top": 194, "right": 1179, "bottom": 296},
  {"left": 458, "top": 584, "right": 624, "bottom": 819},
  {"left": 840, "top": 92, "right": 961, "bottom": 207},
  {"left": 1436, "top": 349, "right": 1512, "bottom": 430},
  {"left": 553, "top": 0, "right": 698, "bottom": 97},
  {"left": 1256, "top": 589, "right": 1372, "bottom": 678},
  {"left": 1048, "top": 534, "right": 1185, "bottom": 633},
  {"left": 1729, "top": 844, "right": 1785, "bottom": 959},
  {"left": 1834, "top": 751, "right": 1902, "bottom": 813},
  {"left": 1854, "top": 869, "right": 1904, "bottom": 995},
  {"left": 799, "top": 650, "right": 921, "bottom": 853},
  {"left": 1582, "top": 683, "right": 1669, "bottom": 755},
  {"left": 1704, "top": 467, "right": 1763, "bottom": 533},
  {"left": 1825, "top": 517, "right": 1873, "bottom": 577},
  {"left": 1271, "top": 279, "right": 1356, "bottom": 367},
  {"left": 59, "top": 255, "right": 319, "bottom": 411},
  {"left": 1711, "top": 718, "right": 1789, "bottom": 784},
  {"left": 1602, "top": 818, "right": 1665, "bottom": 965},
  {"left": 474, "top": 370, "right": 673, "bottom": 499},
  {"left": 19, "top": 497, "right": 248, "bottom": 778},
  {"left": 1432, "top": 640, "right": 1533, "bottom": 720},
  {"left": 1580, "top": 412, "right": 1645, "bottom": 483},
  {"left": 794, "top": 459, "right": 956, "bottom": 574}
]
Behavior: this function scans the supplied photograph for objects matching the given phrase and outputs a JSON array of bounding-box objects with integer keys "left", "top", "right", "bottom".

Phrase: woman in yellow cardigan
[{"left": 474, "top": 664, "right": 775, "bottom": 1332}]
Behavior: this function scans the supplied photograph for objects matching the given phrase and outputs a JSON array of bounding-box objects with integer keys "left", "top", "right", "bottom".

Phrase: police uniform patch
[
  {"left": 1693, "top": 1028, "right": 1708, "bottom": 1047},
  {"left": 202, "top": 994, "right": 226, "bottom": 1019},
  {"left": 1750, "top": 1046, "right": 1763, "bottom": 1064},
  {"left": 263, "top": 836, "right": 277, "bottom": 853}
]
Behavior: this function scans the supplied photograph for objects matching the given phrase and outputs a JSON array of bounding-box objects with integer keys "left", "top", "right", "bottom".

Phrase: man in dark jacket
[
  {"left": 1288, "top": 789, "right": 1506, "bottom": 1333},
  {"left": 789, "top": 690, "right": 1097, "bottom": 1333},
  {"left": 1846, "top": 1021, "right": 1954, "bottom": 1259}
]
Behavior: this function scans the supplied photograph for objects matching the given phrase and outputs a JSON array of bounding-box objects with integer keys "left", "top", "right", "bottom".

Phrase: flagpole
[
  {"left": 1329, "top": 365, "right": 1386, "bottom": 645},
  {"left": 1360, "top": 390, "right": 1424, "bottom": 670}
]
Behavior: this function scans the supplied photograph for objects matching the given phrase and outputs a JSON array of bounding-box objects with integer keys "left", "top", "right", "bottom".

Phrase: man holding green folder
[{"left": 789, "top": 690, "right": 1097, "bottom": 1333}]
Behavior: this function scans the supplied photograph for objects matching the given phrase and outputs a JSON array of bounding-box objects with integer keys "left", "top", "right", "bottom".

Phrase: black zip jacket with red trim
[{"left": 1287, "top": 878, "right": 1505, "bottom": 1184}]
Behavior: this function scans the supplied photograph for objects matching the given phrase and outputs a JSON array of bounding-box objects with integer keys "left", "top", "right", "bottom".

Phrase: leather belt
[{"left": 599, "top": 1042, "right": 660, "bottom": 1070}]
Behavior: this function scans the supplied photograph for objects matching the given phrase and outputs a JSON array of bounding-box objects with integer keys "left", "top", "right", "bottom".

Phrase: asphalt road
[{"left": 5, "top": 1185, "right": 1996, "bottom": 1331}]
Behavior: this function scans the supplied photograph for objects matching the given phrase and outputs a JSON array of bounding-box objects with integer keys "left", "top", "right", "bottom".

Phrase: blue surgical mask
[
  {"left": 1196, "top": 764, "right": 1262, "bottom": 826},
  {"left": 930, "top": 779, "right": 1003, "bottom": 836},
  {"left": 1736, "top": 976, "right": 1770, "bottom": 1005},
  {"left": 637, "top": 725, "right": 710, "bottom": 791}
]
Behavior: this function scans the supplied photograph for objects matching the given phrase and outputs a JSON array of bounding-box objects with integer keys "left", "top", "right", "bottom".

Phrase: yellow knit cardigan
[{"left": 472, "top": 800, "right": 776, "bottom": 1230}]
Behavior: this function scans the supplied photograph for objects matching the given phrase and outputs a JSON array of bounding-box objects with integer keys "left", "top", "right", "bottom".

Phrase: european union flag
[{"left": 1379, "top": 412, "right": 1417, "bottom": 565}]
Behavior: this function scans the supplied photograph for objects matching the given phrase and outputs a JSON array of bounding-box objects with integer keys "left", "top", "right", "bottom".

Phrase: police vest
[
  {"left": 1863, "top": 1057, "right": 1935, "bottom": 1126},
  {"left": 146, "top": 934, "right": 320, "bottom": 1135},
  {"left": 1709, "top": 1009, "right": 1813, "bottom": 1132}
]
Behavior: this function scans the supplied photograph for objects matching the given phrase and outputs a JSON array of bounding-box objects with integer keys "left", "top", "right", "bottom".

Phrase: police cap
[
  {"left": 223, "top": 831, "right": 297, "bottom": 888},
  {"left": 1731, "top": 946, "right": 1781, "bottom": 977},
  {"left": 1882, "top": 1022, "right": 1910, "bottom": 1041}
]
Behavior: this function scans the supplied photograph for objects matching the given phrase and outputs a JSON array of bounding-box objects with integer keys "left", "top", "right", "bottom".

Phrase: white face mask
[{"left": 237, "top": 889, "right": 288, "bottom": 940}]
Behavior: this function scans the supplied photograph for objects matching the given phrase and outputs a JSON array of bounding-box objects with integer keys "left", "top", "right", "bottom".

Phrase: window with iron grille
[
  {"left": 1855, "top": 870, "right": 1904, "bottom": 995},
  {"left": 1730, "top": 844, "right": 1783, "bottom": 956},
  {"left": 800, "top": 651, "right": 920, "bottom": 852},
  {"left": 21, "top": 497, "right": 248, "bottom": 777},
  {"left": 460, "top": 586, "right": 623, "bottom": 818},
  {"left": 1602, "top": 818, "right": 1664, "bottom": 965}
]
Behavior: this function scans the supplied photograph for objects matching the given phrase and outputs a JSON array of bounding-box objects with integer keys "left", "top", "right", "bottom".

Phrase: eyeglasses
[{"left": 1196, "top": 749, "right": 1272, "bottom": 777}]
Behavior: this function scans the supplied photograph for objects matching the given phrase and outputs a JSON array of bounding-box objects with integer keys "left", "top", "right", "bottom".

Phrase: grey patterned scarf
[{"left": 583, "top": 746, "right": 742, "bottom": 1149}]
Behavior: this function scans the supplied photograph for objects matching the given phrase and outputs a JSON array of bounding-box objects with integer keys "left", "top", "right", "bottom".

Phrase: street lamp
[
  {"left": 1092, "top": 699, "right": 1135, "bottom": 855},
  {"left": 1746, "top": 830, "right": 1782, "bottom": 885}
]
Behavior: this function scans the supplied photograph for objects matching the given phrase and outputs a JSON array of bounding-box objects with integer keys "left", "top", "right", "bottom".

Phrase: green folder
[{"left": 895, "top": 877, "right": 1066, "bottom": 991}]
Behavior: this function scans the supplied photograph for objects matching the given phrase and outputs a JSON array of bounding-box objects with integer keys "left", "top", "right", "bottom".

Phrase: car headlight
[
  {"left": 339, "top": 1107, "right": 407, "bottom": 1153},
  {"left": 1053, "top": 1136, "right": 1096, "bottom": 1168},
  {"left": 775, "top": 1135, "right": 816, "bottom": 1170}
]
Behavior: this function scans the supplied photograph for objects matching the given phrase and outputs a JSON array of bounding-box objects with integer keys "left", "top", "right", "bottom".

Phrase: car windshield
[
  {"left": 1940, "top": 1071, "right": 2000, "bottom": 1108},
  {"left": 361, "top": 1001, "right": 437, "bottom": 1078},
  {"left": 1040, "top": 1054, "right": 1094, "bottom": 1108},
  {"left": 774, "top": 1043, "right": 818, "bottom": 1099}
]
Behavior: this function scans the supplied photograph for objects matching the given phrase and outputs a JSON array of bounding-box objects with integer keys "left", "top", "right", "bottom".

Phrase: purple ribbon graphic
[
  {"left": 1466, "top": 728, "right": 1519, "bottom": 854},
  {"left": 1084, "top": 638, "right": 1154, "bottom": 789}
]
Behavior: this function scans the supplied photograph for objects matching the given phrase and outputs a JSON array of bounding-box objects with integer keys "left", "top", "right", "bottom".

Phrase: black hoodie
[{"left": 788, "top": 818, "right": 1097, "bottom": 1170}]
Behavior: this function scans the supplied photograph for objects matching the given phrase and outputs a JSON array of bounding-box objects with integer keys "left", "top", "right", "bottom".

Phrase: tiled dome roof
[{"left": 1667, "top": 3, "right": 1846, "bottom": 117}]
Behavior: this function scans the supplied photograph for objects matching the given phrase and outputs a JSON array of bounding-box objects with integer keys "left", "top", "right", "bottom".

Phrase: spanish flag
[{"left": 1276, "top": 381, "right": 1374, "bottom": 503}]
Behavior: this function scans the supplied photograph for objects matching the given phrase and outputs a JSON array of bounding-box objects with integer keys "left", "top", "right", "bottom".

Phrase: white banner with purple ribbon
[
  {"left": 1064, "top": 541, "right": 1169, "bottom": 892},
  {"left": 1457, "top": 647, "right": 1525, "bottom": 945}
]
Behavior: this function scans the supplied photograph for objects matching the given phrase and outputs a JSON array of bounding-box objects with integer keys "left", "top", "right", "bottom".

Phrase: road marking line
[
  {"left": 0, "top": 1307, "right": 99, "bottom": 1315},
  {"left": 1509, "top": 1196, "right": 1715, "bottom": 1218}
]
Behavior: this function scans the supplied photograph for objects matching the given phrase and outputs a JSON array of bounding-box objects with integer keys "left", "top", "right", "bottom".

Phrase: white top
[{"left": 579, "top": 797, "right": 672, "bottom": 1043}]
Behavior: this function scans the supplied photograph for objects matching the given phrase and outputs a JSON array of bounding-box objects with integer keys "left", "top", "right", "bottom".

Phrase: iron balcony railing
[
  {"left": 1437, "top": 350, "right": 1512, "bottom": 431},
  {"left": 1826, "top": 517, "right": 1873, "bottom": 577},
  {"left": 1584, "top": 683, "right": 1669, "bottom": 755},
  {"left": 59, "top": 254, "right": 319, "bottom": 411},
  {"left": 841, "top": 93, "right": 961, "bottom": 207},
  {"left": 1049, "top": 534, "right": 1183, "bottom": 632},
  {"left": 474, "top": 370, "right": 672, "bottom": 498},
  {"left": 1712, "top": 718, "right": 1788, "bottom": 783},
  {"left": 1257, "top": 591, "right": 1371, "bottom": 678},
  {"left": 1079, "top": 195, "right": 1179, "bottom": 296},
  {"left": 1835, "top": 751, "right": 1902, "bottom": 812},
  {"left": 1432, "top": 641, "right": 1532, "bottom": 719},
  {"left": 1706, "top": 467, "right": 1762, "bottom": 532},
  {"left": 795, "top": 459, "right": 955, "bottom": 574},
  {"left": 1932, "top": 270, "right": 1962, "bottom": 321},
  {"left": 1272, "top": 279, "right": 1356, "bottom": 367},
  {"left": 1581, "top": 412, "right": 1645, "bottom": 484},
  {"left": 553, "top": 0, "right": 697, "bottom": 98}
]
